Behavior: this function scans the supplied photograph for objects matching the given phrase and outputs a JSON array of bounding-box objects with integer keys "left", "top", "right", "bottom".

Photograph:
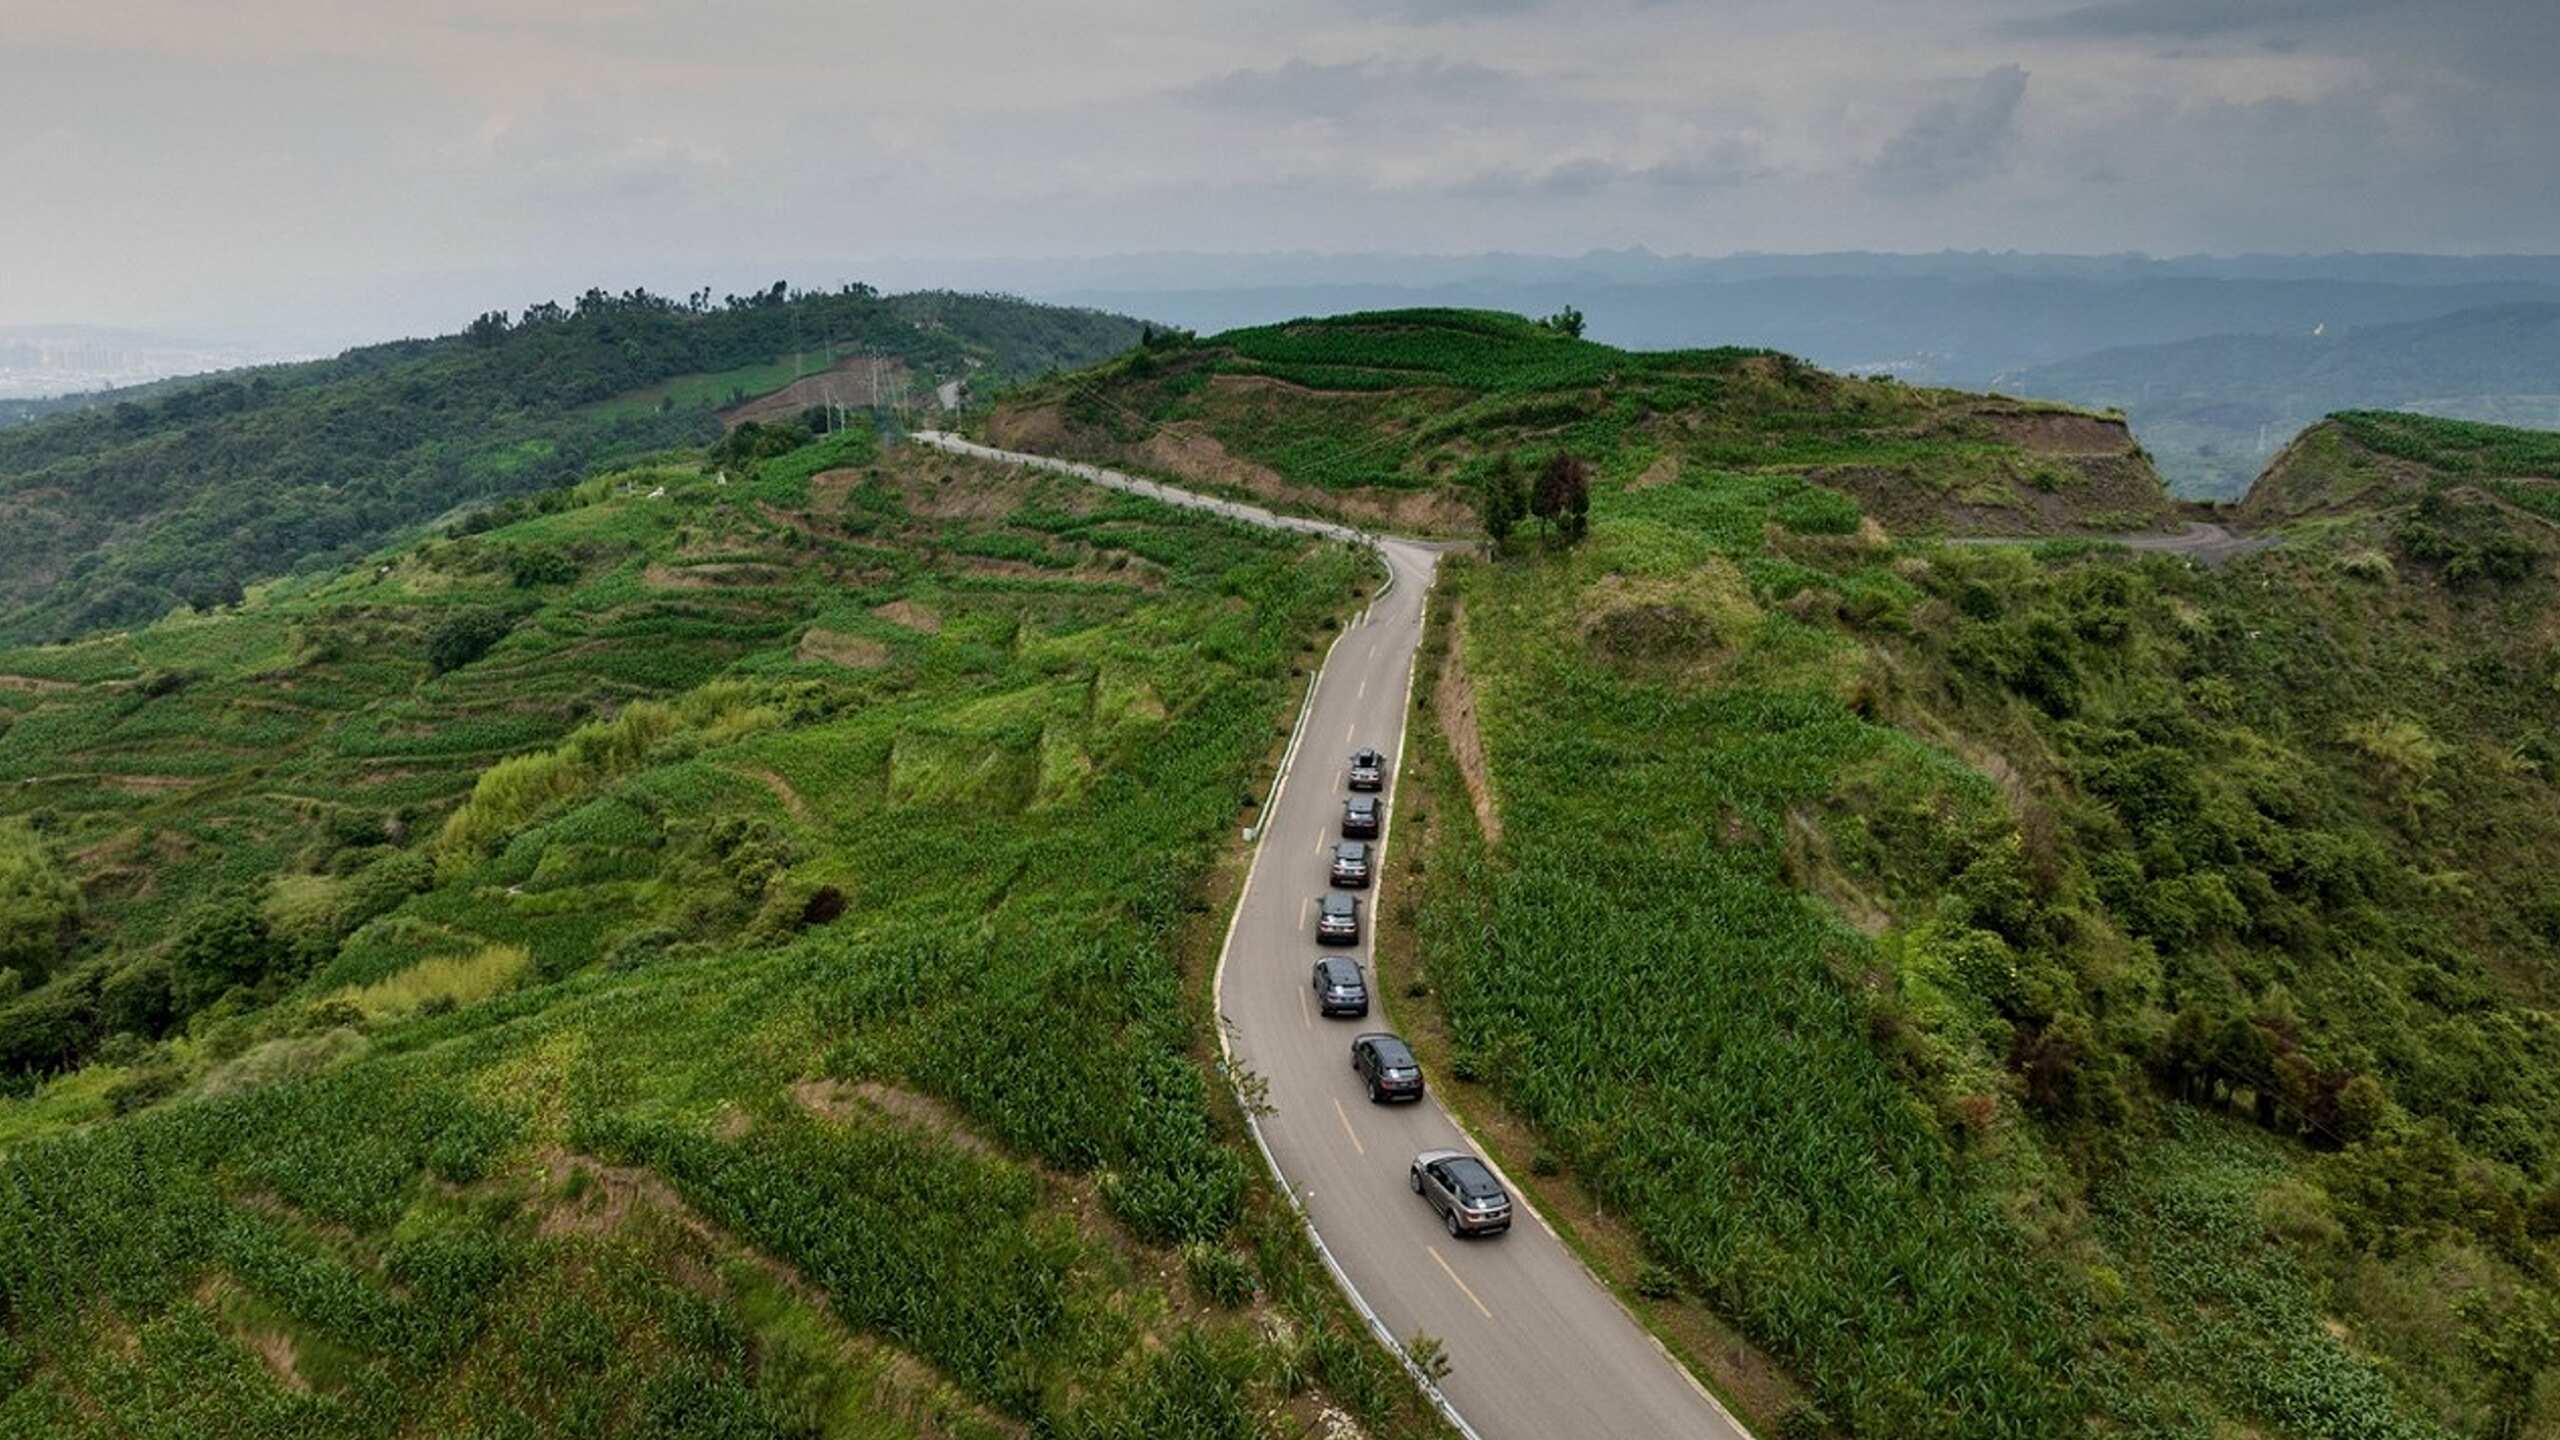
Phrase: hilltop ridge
[{"left": 984, "top": 308, "right": 2178, "bottom": 541}]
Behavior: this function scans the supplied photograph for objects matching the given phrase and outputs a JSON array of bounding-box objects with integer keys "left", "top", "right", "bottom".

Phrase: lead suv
[
  {"left": 1350, "top": 1033, "right": 1424, "bottom": 1103},
  {"left": 1312, "top": 957, "right": 1370, "bottom": 1017},
  {"left": 1410, "top": 1149, "right": 1511, "bottom": 1237},
  {"left": 1348, "top": 748, "right": 1385, "bottom": 792},
  {"left": 1316, "top": 891, "right": 1362, "bottom": 944},
  {"left": 1329, "top": 841, "right": 1371, "bottom": 888}
]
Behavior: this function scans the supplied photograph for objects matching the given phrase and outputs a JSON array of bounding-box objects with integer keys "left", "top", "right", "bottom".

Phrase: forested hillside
[
  {"left": 0, "top": 423, "right": 1447, "bottom": 1439},
  {"left": 1378, "top": 393, "right": 2560, "bottom": 1436},
  {"left": 0, "top": 287, "right": 1142, "bottom": 644}
]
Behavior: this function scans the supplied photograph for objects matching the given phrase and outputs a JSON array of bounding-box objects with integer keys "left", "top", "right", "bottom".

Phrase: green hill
[
  {"left": 985, "top": 308, "right": 2177, "bottom": 539},
  {"left": 0, "top": 426, "right": 1447, "bottom": 1439},
  {"left": 0, "top": 287, "right": 1142, "bottom": 646},
  {"left": 1366, "top": 399, "right": 2560, "bottom": 1437}
]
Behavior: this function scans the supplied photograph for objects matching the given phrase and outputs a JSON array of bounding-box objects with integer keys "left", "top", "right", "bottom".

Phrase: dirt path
[{"left": 1945, "top": 520, "right": 2278, "bottom": 569}]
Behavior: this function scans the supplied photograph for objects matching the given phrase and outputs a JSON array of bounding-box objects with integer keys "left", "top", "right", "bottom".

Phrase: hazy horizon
[{"left": 9, "top": 0, "right": 2555, "bottom": 339}]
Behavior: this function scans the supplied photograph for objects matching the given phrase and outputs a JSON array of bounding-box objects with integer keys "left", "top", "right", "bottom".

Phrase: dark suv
[
  {"left": 1410, "top": 1149, "right": 1511, "bottom": 1237},
  {"left": 1316, "top": 891, "right": 1361, "bottom": 944},
  {"left": 1329, "top": 841, "right": 1372, "bottom": 889},
  {"left": 1348, "top": 748, "right": 1385, "bottom": 792},
  {"left": 1312, "top": 957, "right": 1370, "bottom": 1017},
  {"left": 1342, "top": 795, "right": 1381, "bottom": 839},
  {"left": 1350, "top": 1033, "right": 1424, "bottom": 1102}
]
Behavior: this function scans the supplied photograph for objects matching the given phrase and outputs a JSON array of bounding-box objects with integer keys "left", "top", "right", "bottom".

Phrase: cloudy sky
[{"left": 5, "top": 0, "right": 2554, "bottom": 338}]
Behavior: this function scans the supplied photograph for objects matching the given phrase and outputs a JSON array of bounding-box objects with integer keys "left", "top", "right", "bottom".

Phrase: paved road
[{"left": 914, "top": 431, "right": 1750, "bottom": 1440}]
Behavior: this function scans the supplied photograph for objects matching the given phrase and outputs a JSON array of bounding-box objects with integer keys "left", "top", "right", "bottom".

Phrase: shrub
[
  {"left": 104, "top": 1063, "right": 185, "bottom": 1116},
  {"left": 0, "top": 819, "right": 81, "bottom": 975},
  {"left": 427, "top": 608, "right": 516, "bottom": 674},
  {"left": 507, "top": 545, "right": 579, "bottom": 587},
  {"left": 168, "top": 890, "right": 283, "bottom": 1017},
  {"left": 335, "top": 944, "right": 531, "bottom": 1022},
  {"left": 1634, "top": 1264, "right": 1679, "bottom": 1300}
]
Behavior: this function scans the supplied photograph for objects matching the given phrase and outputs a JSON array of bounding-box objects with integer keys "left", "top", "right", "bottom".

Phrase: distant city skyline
[{"left": 6, "top": 0, "right": 2555, "bottom": 337}]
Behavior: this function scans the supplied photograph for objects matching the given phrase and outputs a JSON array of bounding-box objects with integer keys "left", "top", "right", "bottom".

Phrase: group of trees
[{"left": 1476, "top": 451, "right": 1592, "bottom": 547}]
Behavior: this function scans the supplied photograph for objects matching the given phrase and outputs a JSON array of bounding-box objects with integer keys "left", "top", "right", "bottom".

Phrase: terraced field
[{"left": 0, "top": 429, "right": 1451, "bottom": 1439}]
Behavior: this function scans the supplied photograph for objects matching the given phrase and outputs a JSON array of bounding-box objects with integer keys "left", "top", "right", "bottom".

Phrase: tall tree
[{"left": 1533, "top": 452, "right": 1591, "bottom": 543}]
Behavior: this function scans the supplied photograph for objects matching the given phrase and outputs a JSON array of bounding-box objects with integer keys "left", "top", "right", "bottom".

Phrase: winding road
[{"left": 914, "top": 432, "right": 1750, "bottom": 1440}]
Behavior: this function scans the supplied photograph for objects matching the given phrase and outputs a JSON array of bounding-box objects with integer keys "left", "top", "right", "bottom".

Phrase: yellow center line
[
  {"left": 1332, "top": 1096, "right": 1366, "bottom": 1154},
  {"left": 1427, "top": 1244, "right": 1493, "bottom": 1319}
]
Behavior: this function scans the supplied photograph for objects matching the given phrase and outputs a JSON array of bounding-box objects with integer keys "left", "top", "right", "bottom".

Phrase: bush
[
  {"left": 168, "top": 891, "right": 283, "bottom": 1017},
  {"left": 1634, "top": 1264, "right": 1678, "bottom": 1300},
  {"left": 0, "top": 819, "right": 81, "bottom": 975},
  {"left": 104, "top": 1063, "right": 185, "bottom": 1116},
  {"left": 427, "top": 608, "right": 516, "bottom": 674},
  {"left": 506, "top": 545, "right": 579, "bottom": 588}
]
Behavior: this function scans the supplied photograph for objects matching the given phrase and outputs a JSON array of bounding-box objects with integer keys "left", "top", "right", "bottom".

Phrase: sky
[{"left": 4, "top": 0, "right": 2555, "bottom": 342}]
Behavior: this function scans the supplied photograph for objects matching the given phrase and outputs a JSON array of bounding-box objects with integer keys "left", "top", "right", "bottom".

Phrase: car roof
[
  {"left": 1362, "top": 1034, "right": 1415, "bottom": 1061},
  {"left": 1321, "top": 891, "right": 1357, "bottom": 909},
  {"left": 1444, "top": 1158, "right": 1503, "bottom": 1196},
  {"left": 1346, "top": 795, "right": 1376, "bottom": 808},
  {"left": 1414, "top": 1147, "right": 1467, "bottom": 1166},
  {"left": 1316, "top": 956, "right": 1363, "bottom": 978},
  {"left": 1334, "top": 841, "right": 1366, "bottom": 855}
]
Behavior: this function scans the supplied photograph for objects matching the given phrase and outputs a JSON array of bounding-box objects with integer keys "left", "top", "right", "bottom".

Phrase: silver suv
[
  {"left": 1410, "top": 1149, "right": 1511, "bottom": 1237},
  {"left": 1348, "top": 748, "right": 1385, "bottom": 791},
  {"left": 1316, "top": 891, "right": 1361, "bottom": 944}
]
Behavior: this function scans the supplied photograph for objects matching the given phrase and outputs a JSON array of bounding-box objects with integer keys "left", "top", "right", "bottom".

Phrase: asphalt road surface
[{"left": 913, "top": 431, "right": 1751, "bottom": 1440}]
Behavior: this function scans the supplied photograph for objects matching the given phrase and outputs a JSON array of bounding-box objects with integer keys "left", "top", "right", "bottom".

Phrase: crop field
[
  {"left": 0, "top": 431, "right": 1447, "bottom": 1437},
  {"left": 1403, "top": 394, "right": 2560, "bottom": 1438}
]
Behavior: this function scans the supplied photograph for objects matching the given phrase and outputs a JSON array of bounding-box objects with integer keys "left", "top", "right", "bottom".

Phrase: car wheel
[
  {"left": 1366, "top": 1080, "right": 1380, "bottom": 1103},
  {"left": 1445, "top": 1208, "right": 1463, "bottom": 1237},
  {"left": 1408, "top": 1168, "right": 1423, "bottom": 1194}
]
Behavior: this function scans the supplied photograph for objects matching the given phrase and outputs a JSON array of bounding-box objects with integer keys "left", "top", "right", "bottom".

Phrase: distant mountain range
[{"left": 2012, "top": 303, "right": 2560, "bottom": 498}]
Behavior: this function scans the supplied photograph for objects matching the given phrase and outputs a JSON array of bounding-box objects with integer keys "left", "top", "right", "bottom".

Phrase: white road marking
[
  {"left": 1333, "top": 1096, "right": 1366, "bottom": 1154},
  {"left": 1428, "top": 1244, "right": 1494, "bottom": 1319},
  {"left": 1301, "top": 896, "right": 1313, "bottom": 927},
  {"left": 1345, "top": 721, "right": 1357, "bottom": 743},
  {"left": 1357, "top": 678, "right": 1369, "bottom": 699},
  {"left": 1300, "top": 986, "right": 1313, "bottom": 1030}
]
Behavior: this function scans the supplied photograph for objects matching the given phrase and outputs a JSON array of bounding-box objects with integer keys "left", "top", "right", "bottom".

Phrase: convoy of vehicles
[{"left": 1292, "top": 739, "right": 1510, "bottom": 1241}]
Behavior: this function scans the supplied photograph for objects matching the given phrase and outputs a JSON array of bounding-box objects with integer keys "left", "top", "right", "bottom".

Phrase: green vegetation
[
  {"left": 0, "top": 428, "right": 1446, "bottom": 1438},
  {"left": 986, "top": 309, "right": 2165, "bottom": 537},
  {"left": 1397, "top": 392, "right": 2560, "bottom": 1436},
  {"left": 2334, "top": 411, "right": 2560, "bottom": 480},
  {"left": 0, "top": 286, "right": 1141, "bottom": 644}
]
